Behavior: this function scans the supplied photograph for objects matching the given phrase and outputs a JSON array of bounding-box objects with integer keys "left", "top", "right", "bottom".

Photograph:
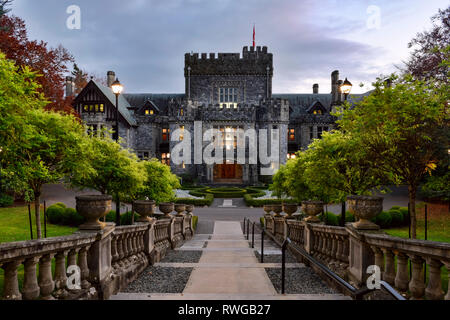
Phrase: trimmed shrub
[
  {"left": 374, "top": 211, "right": 392, "bottom": 228},
  {"left": 104, "top": 210, "right": 139, "bottom": 225},
  {"left": 47, "top": 205, "right": 85, "bottom": 227},
  {"left": 53, "top": 202, "right": 67, "bottom": 209},
  {"left": 389, "top": 209, "right": 404, "bottom": 227},
  {"left": 398, "top": 207, "right": 409, "bottom": 221},
  {"left": 46, "top": 204, "right": 66, "bottom": 225},
  {"left": 319, "top": 212, "right": 339, "bottom": 226},
  {"left": 175, "top": 194, "right": 214, "bottom": 207},
  {"left": 336, "top": 211, "right": 356, "bottom": 223},
  {"left": 0, "top": 194, "right": 14, "bottom": 207},
  {"left": 192, "top": 216, "right": 198, "bottom": 230},
  {"left": 243, "top": 194, "right": 297, "bottom": 207}
]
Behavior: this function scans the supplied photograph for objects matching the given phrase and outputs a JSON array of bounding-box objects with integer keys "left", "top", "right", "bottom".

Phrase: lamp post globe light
[
  {"left": 111, "top": 78, "right": 123, "bottom": 142},
  {"left": 341, "top": 77, "right": 353, "bottom": 101}
]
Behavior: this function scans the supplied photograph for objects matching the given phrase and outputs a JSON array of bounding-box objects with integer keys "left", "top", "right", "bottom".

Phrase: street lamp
[
  {"left": 341, "top": 78, "right": 353, "bottom": 101},
  {"left": 111, "top": 78, "right": 123, "bottom": 142}
]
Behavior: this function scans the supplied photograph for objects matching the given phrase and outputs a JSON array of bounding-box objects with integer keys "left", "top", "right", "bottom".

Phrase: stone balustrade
[
  {"left": 264, "top": 214, "right": 450, "bottom": 300},
  {"left": 0, "top": 233, "right": 98, "bottom": 300},
  {"left": 0, "top": 204, "right": 196, "bottom": 300},
  {"left": 363, "top": 232, "right": 450, "bottom": 300}
]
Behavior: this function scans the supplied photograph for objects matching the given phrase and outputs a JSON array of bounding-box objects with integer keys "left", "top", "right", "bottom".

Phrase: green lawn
[
  {"left": 0, "top": 206, "right": 76, "bottom": 298},
  {"left": 0, "top": 205, "right": 76, "bottom": 243}
]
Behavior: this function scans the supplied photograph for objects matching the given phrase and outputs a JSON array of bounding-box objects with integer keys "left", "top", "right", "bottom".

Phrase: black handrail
[{"left": 261, "top": 227, "right": 405, "bottom": 300}]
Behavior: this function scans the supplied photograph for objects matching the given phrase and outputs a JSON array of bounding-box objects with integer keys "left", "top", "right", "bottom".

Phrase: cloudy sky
[{"left": 10, "top": 0, "right": 449, "bottom": 94}]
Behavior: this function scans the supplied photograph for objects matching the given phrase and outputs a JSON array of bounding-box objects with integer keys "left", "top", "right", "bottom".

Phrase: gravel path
[
  {"left": 159, "top": 250, "right": 202, "bottom": 263},
  {"left": 123, "top": 266, "right": 193, "bottom": 293},
  {"left": 265, "top": 267, "right": 337, "bottom": 294}
]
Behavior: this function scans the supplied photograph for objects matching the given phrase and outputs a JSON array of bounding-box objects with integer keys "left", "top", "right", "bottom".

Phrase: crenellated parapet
[
  {"left": 257, "top": 98, "right": 290, "bottom": 122},
  {"left": 185, "top": 46, "right": 273, "bottom": 76}
]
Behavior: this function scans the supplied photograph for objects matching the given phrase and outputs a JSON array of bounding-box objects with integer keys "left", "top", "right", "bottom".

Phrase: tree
[
  {"left": 16, "top": 109, "right": 92, "bottom": 238},
  {"left": 70, "top": 136, "right": 146, "bottom": 225},
  {"left": 302, "top": 130, "right": 389, "bottom": 226},
  {"left": 0, "top": 52, "right": 47, "bottom": 198},
  {"left": 0, "top": 14, "right": 75, "bottom": 113},
  {"left": 336, "top": 74, "right": 449, "bottom": 238},
  {"left": 405, "top": 6, "right": 450, "bottom": 82},
  {"left": 0, "top": 0, "right": 12, "bottom": 18},
  {"left": 138, "top": 159, "right": 180, "bottom": 204},
  {"left": 71, "top": 63, "right": 106, "bottom": 95}
]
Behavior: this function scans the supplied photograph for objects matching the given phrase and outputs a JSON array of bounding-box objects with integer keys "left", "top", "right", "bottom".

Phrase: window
[
  {"left": 145, "top": 109, "right": 154, "bottom": 115},
  {"left": 179, "top": 126, "right": 185, "bottom": 141},
  {"left": 288, "top": 128, "right": 295, "bottom": 141},
  {"left": 318, "top": 127, "right": 323, "bottom": 139},
  {"left": 82, "top": 103, "right": 104, "bottom": 114},
  {"left": 162, "top": 128, "right": 170, "bottom": 142},
  {"left": 162, "top": 153, "right": 170, "bottom": 165},
  {"left": 219, "top": 88, "right": 238, "bottom": 109},
  {"left": 313, "top": 109, "right": 323, "bottom": 115},
  {"left": 180, "top": 109, "right": 184, "bottom": 116},
  {"left": 309, "top": 127, "right": 314, "bottom": 140},
  {"left": 287, "top": 153, "right": 297, "bottom": 160}
]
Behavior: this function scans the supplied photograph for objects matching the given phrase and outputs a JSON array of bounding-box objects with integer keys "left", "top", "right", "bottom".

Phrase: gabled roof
[
  {"left": 92, "top": 81, "right": 137, "bottom": 126},
  {"left": 306, "top": 101, "right": 326, "bottom": 114},
  {"left": 123, "top": 93, "right": 185, "bottom": 113}
]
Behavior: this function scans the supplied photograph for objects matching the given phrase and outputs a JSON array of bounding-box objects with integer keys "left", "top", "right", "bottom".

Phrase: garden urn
[
  {"left": 263, "top": 205, "right": 273, "bottom": 216},
  {"left": 185, "top": 205, "right": 194, "bottom": 215},
  {"left": 283, "top": 203, "right": 298, "bottom": 217},
  {"left": 301, "top": 201, "right": 324, "bottom": 223},
  {"left": 76, "top": 195, "right": 112, "bottom": 230},
  {"left": 175, "top": 204, "right": 186, "bottom": 216},
  {"left": 347, "top": 195, "right": 383, "bottom": 230},
  {"left": 272, "top": 204, "right": 283, "bottom": 217},
  {"left": 159, "top": 203, "right": 175, "bottom": 217},
  {"left": 133, "top": 200, "right": 156, "bottom": 222}
]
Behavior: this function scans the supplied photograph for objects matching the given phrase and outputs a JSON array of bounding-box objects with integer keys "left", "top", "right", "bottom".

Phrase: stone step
[
  {"left": 153, "top": 262, "right": 305, "bottom": 268},
  {"left": 111, "top": 293, "right": 351, "bottom": 300}
]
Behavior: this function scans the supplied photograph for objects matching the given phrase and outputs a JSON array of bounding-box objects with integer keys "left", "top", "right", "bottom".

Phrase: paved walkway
[{"left": 112, "top": 221, "right": 350, "bottom": 300}]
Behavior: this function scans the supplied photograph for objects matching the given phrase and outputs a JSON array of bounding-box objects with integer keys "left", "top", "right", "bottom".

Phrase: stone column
[
  {"left": 22, "top": 257, "right": 40, "bottom": 300},
  {"left": 425, "top": 258, "right": 445, "bottom": 300},
  {"left": 2, "top": 260, "right": 23, "bottom": 300},
  {"left": 38, "top": 254, "right": 55, "bottom": 300},
  {"left": 346, "top": 225, "right": 376, "bottom": 286},
  {"left": 142, "top": 221, "right": 155, "bottom": 261},
  {"left": 78, "top": 246, "right": 91, "bottom": 289},
  {"left": 304, "top": 223, "right": 314, "bottom": 255},
  {"left": 81, "top": 223, "right": 115, "bottom": 300},
  {"left": 408, "top": 255, "right": 425, "bottom": 299},
  {"left": 53, "top": 251, "right": 68, "bottom": 297},
  {"left": 395, "top": 253, "right": 410, "bottom": 292},
  {"left": 382, "top": 249, "right": 396, "bottom": 285}
]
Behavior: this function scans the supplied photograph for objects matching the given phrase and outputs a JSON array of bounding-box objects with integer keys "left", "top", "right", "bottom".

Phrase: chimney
[
  {"left": 331, "top": 70, "right": 340, "bottom": 104},
  {"left": 313, "top": 84, "right": 319, "bottom": 94},
  {"left": 65, "top": 76, "right": 74, "bottom": 97},
  {"left": 107, "top": 71, "right": 116, "bottom": 87}
]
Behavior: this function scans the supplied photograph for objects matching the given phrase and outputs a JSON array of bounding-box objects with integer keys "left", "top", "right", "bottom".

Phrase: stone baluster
[
  {"left": 444, "top": 262, "right": 450, "bottom": 300},
  {"left": 408, "top": 255, "right": 425, "bottom": 299},
  {"left": 335, "top": 235, "right": 344, "bottom": 264},
  {"left": 320, "top": 232, "right": 328, "bottom": 260},
  {"left": 122, "top": 234, "right": 129, "bottom": 261},
  {"left": 342, "top": 237, "right": 349, "bottom": 264},
  {"left": 330, "top": 235, "right": 337, "bottom": 263},
  {"left": 117, "top": 234, "right": 125, "bottom": 267},
  {"left": 53, "top": 251, "right": 68, "bottom": 297},
  {"left": 38, "top": 254, "right": 55, "bottom": 300},
  {"left": 382, "top": 249, "right": 396, "bottom": 285},
  {"left": 78, "top": 246, "right": 91, "bottom": 289},
  {"left": 68, "top": 248, "right": 79, "bottom": 267},
  {"left": 2, "top": 260, "right": 23, "bottom": 300},
  {"left": 111, "top": 236, "right": 119, "bottom": 266},
  {"left": 394, "top": 252, "right": 410, "bottom": 292},
  {"left": 425, "top": 258, "right": 445, "bottom": 300},
  {"left": 22, "top": 257, "right": 40, "bottom": 300},
  {"left": 371, "top": 246, "right": 384, "bottom": 274}
]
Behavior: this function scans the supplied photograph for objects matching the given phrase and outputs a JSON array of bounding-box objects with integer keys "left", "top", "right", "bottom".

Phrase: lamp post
[
  {"left": 341, "top": 78, "right": 353, "bottom": 101},
  {"left": 111, "top": 78, "right": 123, "bottom": 142},
  {"left": 339, "top": 77, "right": 352, "bottom": 227}
]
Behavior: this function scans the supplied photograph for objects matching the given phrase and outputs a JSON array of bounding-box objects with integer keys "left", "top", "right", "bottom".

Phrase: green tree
[
  {"left": 138, "top": 159, "right": 180, "bottom": 204},
  {"left": 336, "top": 74, "right": 449, "bottom": 238},
  {"left": 70, "top": 136, "right": 146, "bottom": 225},
  {"left": 17, "top": 109, "right": 92, "bottom": 238}
]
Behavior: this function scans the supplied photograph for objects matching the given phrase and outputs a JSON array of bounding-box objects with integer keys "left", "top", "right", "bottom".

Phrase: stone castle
[{"left": 70, "top": 45, "right": 367, "bottom": 185}]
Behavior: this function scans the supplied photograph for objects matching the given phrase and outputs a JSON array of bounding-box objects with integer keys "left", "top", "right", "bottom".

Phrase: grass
[
  {"left": 0, "top": 205, "right": 76, "bottom": 298},
  {"left": 0, "top": 205, "right": 76, "bottom": 243}
]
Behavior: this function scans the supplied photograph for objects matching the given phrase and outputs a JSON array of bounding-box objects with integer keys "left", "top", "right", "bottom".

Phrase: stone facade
[{"left": 71, "top": 45, "right": 369, "bottom": 185}]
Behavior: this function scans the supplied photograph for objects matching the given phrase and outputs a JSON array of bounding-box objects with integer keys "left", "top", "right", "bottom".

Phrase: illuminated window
[
  {"left": 179, "top": 126, "right": 185, "bottom": 141},
  {"left": 99, "top": 104, "right": 104, "bottom": 112},
  {"left": 145, "top": 109, "right": 149, "bottom": 115},
  {"left": 313, "top": 109, "right": 323, "bottom": 115},
  {"left": 287, "top": 153, "right": 297, "bottom": 160},
  {"left": 180, "top": 109, "right": 184, "bottom": 116},
  {"left": 162, "top": 128, "right": 170, "bottom": 141},
  {"left": 162, "top": 153, "right": 171, "bottom": 165},
  {"left": 83, "top": 103, "right": 104, "bottom": 114},
  {"left": 219, "top": 88, "right": 238, "bottom": 109},
  {"left": 288, "top": 128, "right": 295, "bottom": 141}
]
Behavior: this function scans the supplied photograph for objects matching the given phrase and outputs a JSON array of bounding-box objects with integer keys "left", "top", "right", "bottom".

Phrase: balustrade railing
[
  {"left": 309, "top": 224, "right": 349, "bottom": 269},
  {"left": 0, "top": 233, "right": 97, "bottom": 300},
  {"left": 111, "top": 224, "right": 148, "bottom": 271},
  {"left": 286, "top": 220, "right": 304, "bottom": 246},
  {"left": 364, "top": 233, "right": 450, "bottom": 300}
]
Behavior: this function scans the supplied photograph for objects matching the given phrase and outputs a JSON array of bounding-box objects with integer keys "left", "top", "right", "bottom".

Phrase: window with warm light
[
  {"left": 162, "top": 153, "right": 170, "bottom": 165},
  {"left": 287, "top": 153, "right": 297, "bottom": 160},
  {"left": 288, "top": 128, "right": 295, "bottom": 141},
  {"left": 219, "top": 88, "right": 238, "bottom": 109},
  {"left": 179, "top": 126, "right": 185, "bottom": 141},
  {"left": 82, "top": 103, "right": 104, "bottom": 114},
  {"left": 162, "top": 128, "right": 170, "bottom": 142},
  {"left": 180, "top": 109, "right": 184, "bottom": 116},
  {"left": 313, "top": 110, "right": 323, "bottom": 115}
]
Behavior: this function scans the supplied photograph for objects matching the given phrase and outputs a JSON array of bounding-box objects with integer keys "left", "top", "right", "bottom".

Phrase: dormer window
[
  {"left": 82, "top": 103, "right": 104, "bottom": 114},
  {"left": 313, "top": 110, "right": 323, "bottom": 115},
  {"left": 145, "top": 109, "right": 154, "bottom": 115}
]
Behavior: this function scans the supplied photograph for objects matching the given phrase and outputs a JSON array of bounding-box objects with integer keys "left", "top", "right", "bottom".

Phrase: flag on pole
[{"left": 253, "top": 24, "right": 255, "bottom": 48}]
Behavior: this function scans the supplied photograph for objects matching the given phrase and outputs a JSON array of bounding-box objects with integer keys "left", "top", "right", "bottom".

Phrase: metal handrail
[{"left": 261, "top": 227, "right": 405, "bottom": 300}]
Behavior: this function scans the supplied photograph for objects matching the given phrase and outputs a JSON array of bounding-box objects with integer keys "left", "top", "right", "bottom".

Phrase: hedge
[
  {"left": 244, "top": 194, "right": 297, "bottom": 207},
  {"left": 0, "top": 194, "right": 14, "bottom": 207},
  {"left": 47, "top": 204, "right": 85, "bottom": 227},
  {"left": 175, "top": 194, "right": 214, "bottom": 207}
]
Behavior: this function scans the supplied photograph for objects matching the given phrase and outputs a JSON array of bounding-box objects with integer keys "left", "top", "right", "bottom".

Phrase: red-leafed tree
[{"left": 0, "top": 14, "right": 75, "bottom": 113}]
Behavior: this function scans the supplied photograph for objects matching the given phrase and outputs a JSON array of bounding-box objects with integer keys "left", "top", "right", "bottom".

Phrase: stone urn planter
[
  {"left": 263, "top": 205, "right": 273, "bottom": 216},
  {"left": 272, "top": 204, "right": 283, "bottom": 217},
  {"left": 132, "top": 200, "right": 156, "bottom": 222},
  {"left": 185, "top": 205, "right": 194, "bottom": 215},
  {"left": 76, "top": 195, "right": 112, "bottom": 230},
  {"left": 347, "top": 195, "right": 383, "bottom": 230},
  {"left": 159, "top": 203, "right": 174, "bottom": 217},
  {"left": 174, "top": 204, "right": 186, "bottom": 216},
  {"left": 283, "top": 203, "right": 298, "bottom": 217},
  {"left": 301, "top": 201, "right": 324, "bottom": 223}
]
